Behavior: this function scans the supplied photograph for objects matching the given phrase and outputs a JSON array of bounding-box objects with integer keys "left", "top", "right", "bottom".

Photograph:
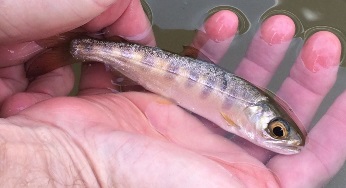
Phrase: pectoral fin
[{"left": 220, "top": 112, "right": 240, "bottom": 129}]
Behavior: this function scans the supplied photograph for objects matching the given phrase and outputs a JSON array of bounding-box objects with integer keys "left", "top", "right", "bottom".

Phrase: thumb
[{"left": 0, "top": 0, "right": 118, "bottom": 44}]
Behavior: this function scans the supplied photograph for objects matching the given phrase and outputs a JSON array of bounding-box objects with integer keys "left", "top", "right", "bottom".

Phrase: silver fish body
[{"left": 70, "top": 38, "right": 305, "bottom": 155}]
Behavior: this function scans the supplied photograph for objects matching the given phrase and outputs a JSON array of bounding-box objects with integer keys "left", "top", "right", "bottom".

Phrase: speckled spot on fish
[
  {"left": 121, "top": 48, "right": 134, "bottom": 59},
  {"left": 83, "top": 41, "right": 94, "bottom": 53},
  {"left": 220, "top": 73, "right": 229, "bottom": 92}
]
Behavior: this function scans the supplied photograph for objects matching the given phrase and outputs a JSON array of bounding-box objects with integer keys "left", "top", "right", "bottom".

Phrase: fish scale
[
  {"left": 70, "top": 38, "right": 305, "bottom": 155},
  {"left": 87, "top": 39, "right": 265, "bottom": 104}
]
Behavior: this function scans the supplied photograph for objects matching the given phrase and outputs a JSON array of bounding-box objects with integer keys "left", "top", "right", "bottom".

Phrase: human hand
[
  {"left": 0, "top": 1, "right": 344, "bottom": 187},
  {"left": 223, "top": 14, "right": 343, "bottom": 187},
  {"left": 152, "top": 12, "right": 344, "bottom": 187},
  {"left": 0, "top": 0, "right": 154, "bottom": 114}
]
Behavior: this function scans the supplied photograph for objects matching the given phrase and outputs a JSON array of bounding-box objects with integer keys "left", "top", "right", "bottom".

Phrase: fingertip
[
  {"left": 27, "top": 66, "right": 74, "bottom": 96},
  {"left": 0, "top": 92, "right": 51, "bottom": 117},
  {"left": 103, "top": 0, "right": 156, "bottom": 46},
  {"left": 78, "top": 62, "right": 114, "bottom": 95},
  {"left": 235, "top": 15, "right": 295, "bottom": 87},
  {"left": 204, "top": 10, "right": 239, "bottom": 42},
  {"left": 0, "top": 0, "right": 120, "bottom": 43},
  {"left": 301, "top": 31, "right": 341, "bottom": 73},
  {"left": 83, "top": 0, "right": 130, "bottom": 32},
  {"left": 276, "top": 32, "right": 341, "bottom": 127},
  {"left": 190, "top": 10, "right": 239, "bottom": 63},
  {"left": 260, "top": 15, "right": 295, "bottom": 45}
]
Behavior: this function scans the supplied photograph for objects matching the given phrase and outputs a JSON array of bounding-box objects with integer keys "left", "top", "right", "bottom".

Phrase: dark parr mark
[
  {"left": 189, "top": 70, "right": 199, "bottom": 81},
  {"left": 201, "top": 76, "right": 215, "bottom": 98},
  {"left": 220, "top": 72, "right": 229, "bottom": 92},
  {"left": 222, "top": 95, "right": 234, "bottom": 109},
  {"left": 165, "top": 61, "right": 179, "bottom": 80},
  {"left": 186, "top": 70, "right": 199, "bottom": 88},
  {"left": 138, "top": 54, "right": 155, "bottom": 72},
  {"left": 141, "top": 54, "right": 155, "bottom": 67}
]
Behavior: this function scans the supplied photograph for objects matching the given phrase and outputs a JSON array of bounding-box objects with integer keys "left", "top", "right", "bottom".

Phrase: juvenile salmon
[{"left": 70, "top": 38, "right": 306, "bottom": 155}]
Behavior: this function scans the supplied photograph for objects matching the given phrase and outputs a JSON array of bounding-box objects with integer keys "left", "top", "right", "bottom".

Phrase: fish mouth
[
  {"left": 270, "top": 144, "right": 302, "bottom": 155},
  {"left": 263, "top": 140, "right": 303, "bottom": 155}
]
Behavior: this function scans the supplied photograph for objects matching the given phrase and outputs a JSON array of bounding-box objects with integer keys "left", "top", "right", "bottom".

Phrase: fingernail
[
  {"left": 301, "top": 31, "right": 341, "bottom": 73},
  {"left": 260, "top": 15, "right": 295, "bottom": 45},
  {"left": 93, "top": 0, "right": 118, "bottom": 7},
  {"left": 204, "top": 10, "right": 239, "bottom": 42}
]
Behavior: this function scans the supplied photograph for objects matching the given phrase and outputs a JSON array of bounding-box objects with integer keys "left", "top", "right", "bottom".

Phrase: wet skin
[{"left": 0, "top": 0, "right": 344, "bottom": 187}]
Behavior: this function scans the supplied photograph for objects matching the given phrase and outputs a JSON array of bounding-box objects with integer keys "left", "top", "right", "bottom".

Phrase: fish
[{"left": 70, "top": 38, "right": 306, "bottom": 155}]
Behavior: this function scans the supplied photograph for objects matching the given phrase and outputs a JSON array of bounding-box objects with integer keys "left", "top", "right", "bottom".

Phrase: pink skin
[
  {"left": 235, "top": 15, "right": 296, "bottom": 86},
  {"left": 190, "top": 10, "right": 239, "bottom": 63},
  {"left": 0, "top": 0, "right": 344, "bottom": 187},
  {"left": 0, "top": 0, "right": 155, "bottom": 115}
]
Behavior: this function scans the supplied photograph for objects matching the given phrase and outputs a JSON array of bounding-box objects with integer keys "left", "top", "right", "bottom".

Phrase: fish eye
[{"left": 267, "top": 118, "right": 290, "bottom": 139}]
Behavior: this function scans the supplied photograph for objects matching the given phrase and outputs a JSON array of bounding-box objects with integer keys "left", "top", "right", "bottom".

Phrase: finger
[
  {"left": 235, "top": 15, "right": 295, "bottom": 87},
  {"left": 186, "top": 10, "right": 238, "bottom": 63},
  {"left": 123, "top": 92, "right": 280, "bottom": 187},
  {"left": 0, "top": 0, "right": 119, "bottom": 111},
  {"left": 0, "top": 41, "right": 47, "bottom": 107},
  {"left": 235, "top": 31, "right": 341, "bottom": 162},
  {"left": 1, "top": 65, "right": 74, "bottom": 117},
  {"left": 103, "top": 0, "right": 156, "bottom": 46},
  {"left": 0, "top": 0, "right": 118, "bottom": 44},
  {"left": 83, "top": 0, "right": 131, "bottom": 32},
  {"left": 0, "top": 38, "right": 74, "bottom": 116},
  {"left": 267, "top": 90, "right": 346, "bottom": 188},
  {"left": 229, "top": 15, "right": 295, "bottom": 161},
  {"left": 0, "top": 65, "right": 27, "bottom": 106},
  {"left": 78, "top": 62, "right": 115, "bottom": 95},
  {"left": 0, "top": 42, "right": 43, "bottom": 67},
  {"left": 79, "top": 0, "right": 155, "bottom": 94},
  {"left": 276, "top": 31, "right": 341, "bottom": 127}
]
